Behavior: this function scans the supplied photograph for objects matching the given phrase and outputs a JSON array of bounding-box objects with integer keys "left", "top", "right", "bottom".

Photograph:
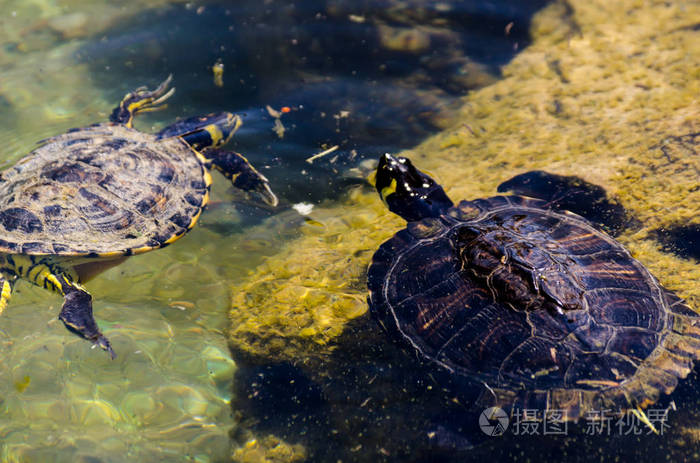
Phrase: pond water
[{"left": 0, "top": 1, "right": 697, "bottom": 462}]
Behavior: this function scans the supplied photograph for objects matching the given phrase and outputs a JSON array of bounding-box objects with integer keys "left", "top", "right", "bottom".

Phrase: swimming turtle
[
  {"left": 368, "top": 153, "right": 700, "bottom": 424},
  {"left": 0, "top": 76, "right": 278, "bottom": 358}
]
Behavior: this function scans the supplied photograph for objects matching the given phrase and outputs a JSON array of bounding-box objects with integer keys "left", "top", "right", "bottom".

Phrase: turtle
[
  {"left": 0, "top": 75, "right": 278, "bottom": 358},
  {"left": 367, "top": 153, "right": 700, "bottom": 427}
]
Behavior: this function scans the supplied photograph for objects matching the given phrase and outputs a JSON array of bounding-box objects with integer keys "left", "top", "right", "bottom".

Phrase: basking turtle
[
  {"left": 368, "top": 153, "right": 700, "bottom": 424},
  {"left": 0, "top": 76, "right": 278, "bottom": 358}
]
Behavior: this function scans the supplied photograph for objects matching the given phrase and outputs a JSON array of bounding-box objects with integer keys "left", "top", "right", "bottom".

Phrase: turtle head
[{"left": 375, "top": 154, "right": 453, "bottom": 222}]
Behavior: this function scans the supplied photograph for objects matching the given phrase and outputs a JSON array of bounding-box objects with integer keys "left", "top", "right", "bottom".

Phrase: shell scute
[
  {"left": 449, "top": 200, "right": 483, "bottom": 221},
  {"left": 605, "top": 328, "right": 659, "bottom": 363},
  {"left": 467, "top": 196, "right": 513, "bottom": 213},
  {"left": 437, "top": 302, "right": 531, "bottom": 378},
  {"left": 587, "top": 288, "right": 664, "bottom": 331},
  {"left": 547, "top": 222, "right": 617, "bottom": 255},
  {"left": 406, "top": 217, "right": 446, "bottom": 239},
  {"left": 567, "top": 320, "right": 615, "bottom": 354},
  {"left": 384, "top": 236, "right": 458, "bottom": 307},
  {"left": 565, "top": 350, "right": 638, "bottom": 388},
  {"left": 398, "top": 275, "right": 493, "bottom": 354},
  {"left": 499, "top": 337, "right": 573, "bottom": 388},
  {"left": 572, "top": 252, "right": 653, "bottom": 293}
]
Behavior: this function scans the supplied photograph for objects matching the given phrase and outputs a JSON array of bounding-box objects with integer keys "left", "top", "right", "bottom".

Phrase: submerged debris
[{"left": 212, "top": 59, "right": 224, "bottom": 87}]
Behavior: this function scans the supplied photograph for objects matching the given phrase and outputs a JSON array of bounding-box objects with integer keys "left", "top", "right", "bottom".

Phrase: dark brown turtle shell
[
  {"left": 0, "top": 123, "right": 211, "bottom": 257},
  {"left": 368, "top": 195, "right": 700, "bottom": 420}
]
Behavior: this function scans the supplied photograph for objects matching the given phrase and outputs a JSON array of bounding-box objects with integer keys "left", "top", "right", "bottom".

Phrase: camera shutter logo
[{"left": 479, "top": 407, "right": 509, "bottom": 436}]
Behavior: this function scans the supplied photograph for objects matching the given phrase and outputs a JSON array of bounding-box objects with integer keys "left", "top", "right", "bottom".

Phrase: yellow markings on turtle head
[
  {"left": 11, "top": 255, "right": 32, "bottom": 273},
  {"left": 28, "top": 263, "right": 47, "bottom": 283},
  {"left": 380, "top": 178, "right": 397, "bottom": 203}
]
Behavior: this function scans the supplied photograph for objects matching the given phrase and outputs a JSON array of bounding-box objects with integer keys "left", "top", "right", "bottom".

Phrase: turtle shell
[
  {"left": 0, "top": 123, "right": 211, "bottom": 256},
  {"left": 368, "top": 195, "right": 700, "bottom": 419}
]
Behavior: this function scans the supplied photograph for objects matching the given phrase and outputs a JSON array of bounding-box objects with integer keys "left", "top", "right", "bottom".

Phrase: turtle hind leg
[
  {"left": 7, "top": 256, "right": 115, "bottom": 358},
  {"left": 653, "top": 223, "right": 700, "bottom": 261},
  {"left": 57, "top": 275, "right": 115, "bottom": 359},
  {"left": 0, "top": 275, "right": 12, "bottom": 316},
  {"left": 209, "top": 150, "right": 278, "bottom": 207},
  {"left": 109, "top": 75, "right": 175, "bottom": 128},
  {"left": 497, "top": 170, "right": 637, "bottom": 236}
]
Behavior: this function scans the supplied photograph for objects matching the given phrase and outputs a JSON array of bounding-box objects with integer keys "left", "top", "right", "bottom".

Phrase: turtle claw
[
  {"left": 237, "top": 172, "right": 278, "bottom": 208},
  {"left": 95, "top": 334, "right": 116, "bottom": 360},
  {"left": 58, "top": 278, "right": 116, "bottom": 358},
  {"left": 209, "top": 151, "right": 279, "bottom": 207},
  {"left": 255, "top": 180, "right": 279, "bottom": 207},
  {"left": 110, "top": 75, "right": 176, "bottom": 126}
]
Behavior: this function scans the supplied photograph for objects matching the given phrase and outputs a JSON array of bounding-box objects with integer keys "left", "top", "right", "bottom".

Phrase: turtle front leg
[
  {"left": 209, "top": 150, "right": 279, "bottom": 207},
  {"left": 496, "top": 171, "right": 632, "bottom": 236},
  {"left": 109, "top": 75, "right": 175, "bottom": 128},
  {"left": 155, "top": 112, "right": 277, "bottom": 205}
]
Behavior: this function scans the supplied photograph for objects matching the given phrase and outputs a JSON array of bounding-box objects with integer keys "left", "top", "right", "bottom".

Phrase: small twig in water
[{"left": 306, "top": 145, "right": 339, "bottom": 164}]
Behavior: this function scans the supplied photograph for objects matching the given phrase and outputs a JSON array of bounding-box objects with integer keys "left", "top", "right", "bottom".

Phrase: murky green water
[
  {"left": 0, "top": 2, "right": 293, "bottom": 461},
  {"left": 0, "top": 0, "right": 697, "bottom": 462}
]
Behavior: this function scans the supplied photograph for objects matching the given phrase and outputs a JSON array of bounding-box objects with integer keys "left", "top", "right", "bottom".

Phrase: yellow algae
[
  {"left": 232, "top": 434, "right": 307, "bottom": 463},
  {"left": 229, "top": 187, "right": 400, "bottom": 362},
  {"left": 228, "top": 0, "right": 699, "bottom": 369},
  {"left": 13, "top": 375, "right": 31, "bottom": 393}
]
